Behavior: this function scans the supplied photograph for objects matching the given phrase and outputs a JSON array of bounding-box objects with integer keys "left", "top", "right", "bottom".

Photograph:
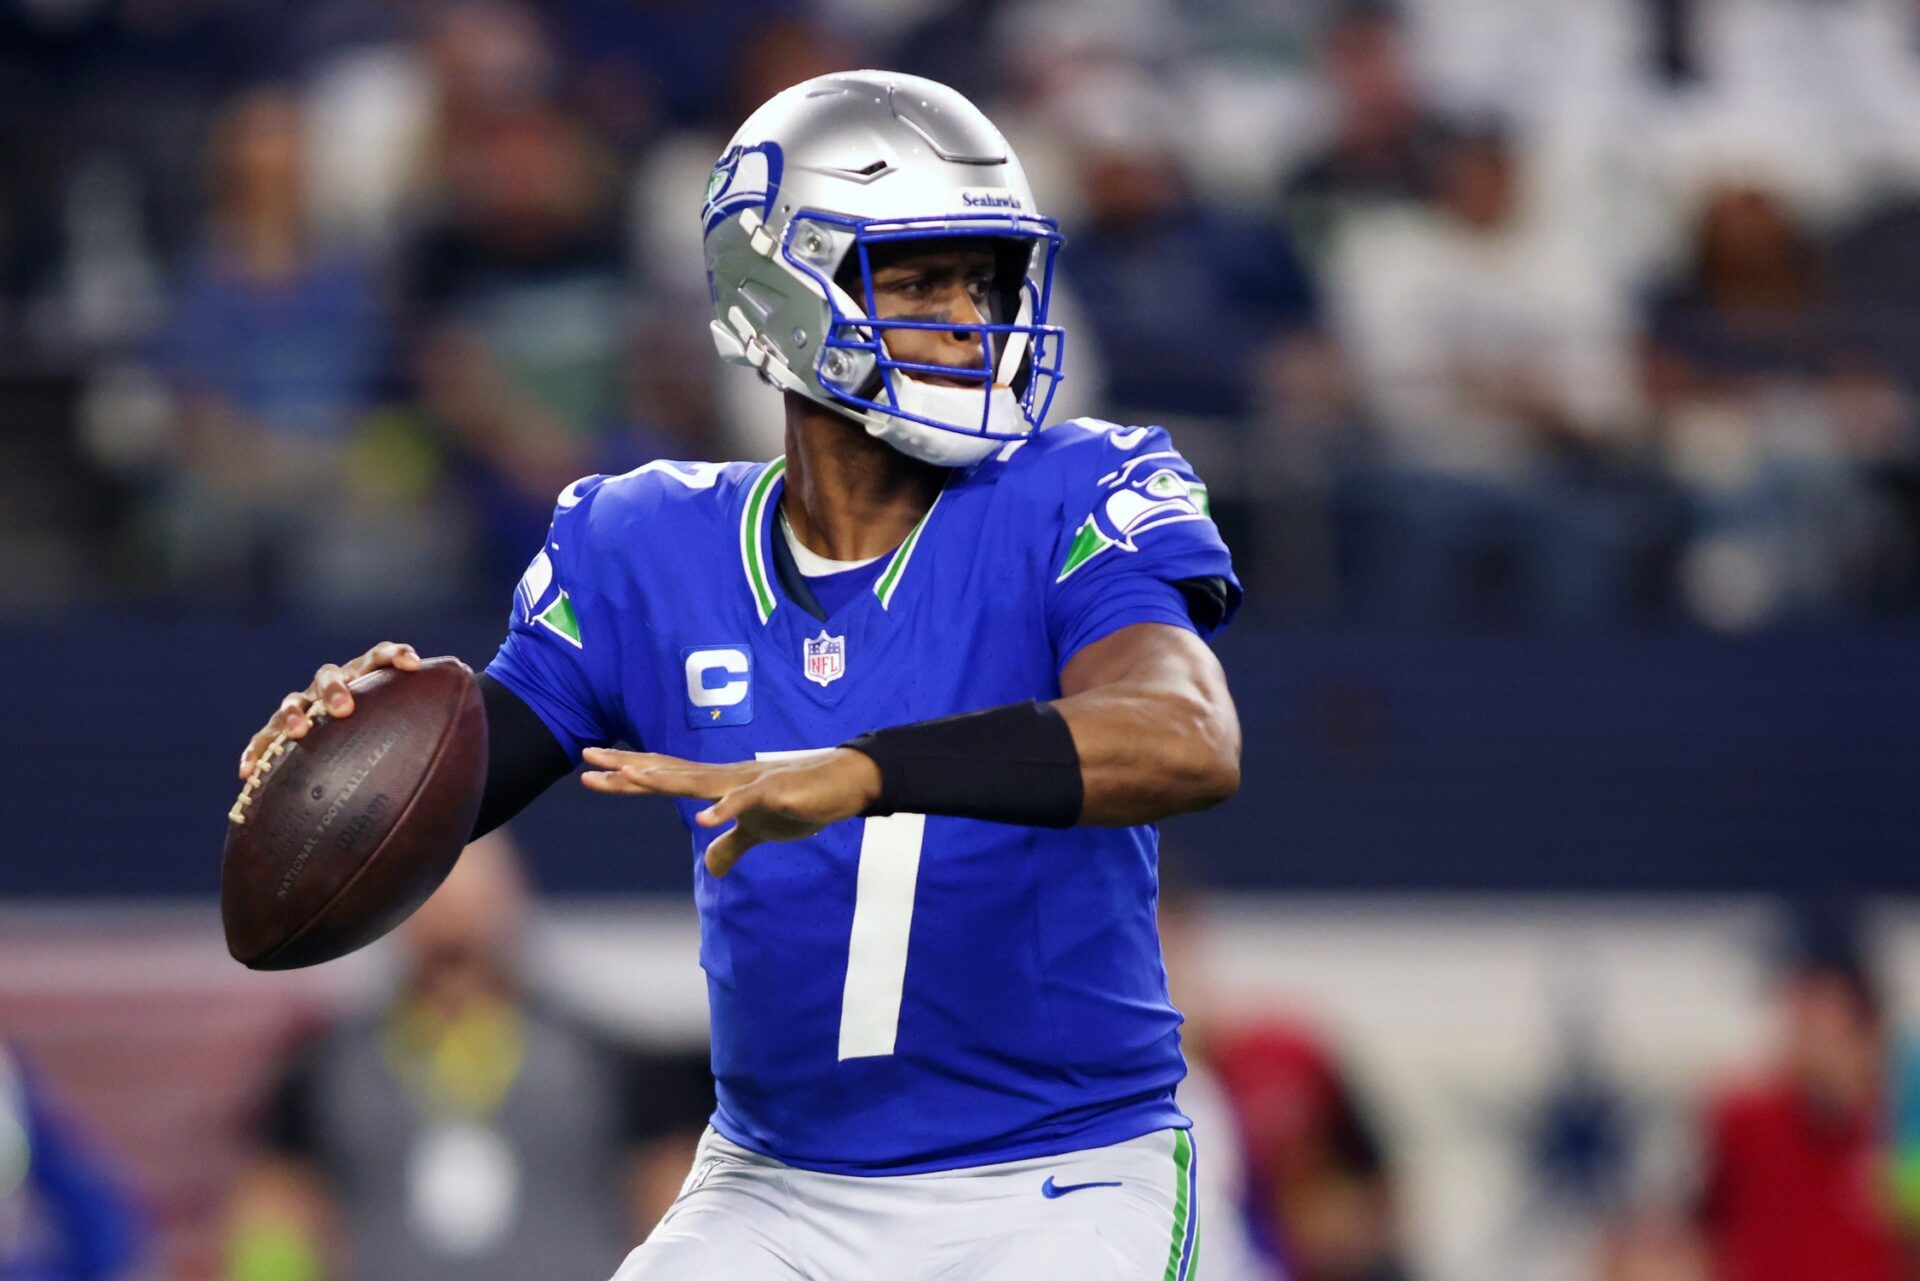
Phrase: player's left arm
[
  {"left": 1053, "top": 619, "right": 1241, "bottom": 825},
  {"left": 580, "top": 621, "right": 1239, "bottom": 874}
]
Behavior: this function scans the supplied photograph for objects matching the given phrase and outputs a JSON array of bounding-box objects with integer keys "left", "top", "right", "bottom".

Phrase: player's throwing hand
[
  {"left": 238, "top": 641, "right": 422, "bottom": 779},
  {"left": 580, "top": 747, "right": 883, "bottom": 876}
]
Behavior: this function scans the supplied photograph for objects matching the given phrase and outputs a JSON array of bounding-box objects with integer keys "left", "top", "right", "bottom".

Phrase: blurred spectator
[
  {"left": 1695, "top": 905, "right": 1910, "bottom": 1281},
  {"left": 1334, "top": 120, "right": 1639, "bottom": 470},
  {"left": 1892, "top": 1032, "right": 1920, "bottom": 1261},
  {"left": 0, "top": 1041, "right": 142, "bottom": 1281},
  {"left": 1329, "top": 121, "right": 1656, "bottom": 624},
  {"left": 1283, "top": 2, "right": 1452, "bottom": 257},
  {"left": 1213, "top": 1022, "right": 1411, "bottom": 1281},
  {"left": 0, "top": 0, "right": 284, "bottom": 354},
  {"left": 1242, "top": 325, "right": 1371, "bottom": 618},
  {"left": 144, "top": 86, "right": 461, "bottom": 613},
  {"left": 431, "top": 0, "right": 558, "bottom": 126},
  {"left": 887, "top": 0, "right": 1013, "bottom": 107},
  {"left": 1832, "top": 195, "right": 1920, "bottom": 393},
  {"left": 1643, "top": 183, "right": 1908, "bottom": 629},
  {"left": 225, "top": 836, "right": 712, "bottom": 1281},
  {"left": 297, "top": 2, "right": 441, "bottom": 258},
  {"left": 409, "top": 91, "right": 636, "bottom": 579},
  {"left": 1157, "top": 864, "right": 1286, "bottom": 1281},
  {"left": 159, "top": 90, "right": 388, "bottom": 446},
  {"left": 1046, "top": 69, "right": 1317, "bottom": 431},
  {"left": 555, "top": 0, "right": 837, "bottom": 143},
  {"left": 620, "top": 11, "right": 851, "bottom": 460},
  {"left": 1594, "top": 1212, "right": 1709, "bottom": 1281},
  {"left": 725, "top": 13, "right": 857, "bottom": 139},
  {"left": 1829, "top": 196, "right": 1920, "bottom": 613}
]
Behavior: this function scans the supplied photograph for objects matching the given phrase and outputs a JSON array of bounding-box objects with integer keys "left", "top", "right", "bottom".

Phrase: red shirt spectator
[
  {"left": 1212, "top": 1020, "right": 1412, "bottom": 1281},
  {"left": 1698, "top": 928, "right": 1913, "bottom": 1281},
  {"left": 1701, "top": 1080, "right": 1905, "bottom": 1281}
]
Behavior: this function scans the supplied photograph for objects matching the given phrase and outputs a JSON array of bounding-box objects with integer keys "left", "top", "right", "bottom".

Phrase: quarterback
[{"left": 240, "top": 72, "right": 1241, "bottom": 1280}]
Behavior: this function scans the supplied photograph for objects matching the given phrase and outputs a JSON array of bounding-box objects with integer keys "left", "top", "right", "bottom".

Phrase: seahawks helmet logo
[{"left": 702, "top": 141, "right": 784, "bottom": 235}]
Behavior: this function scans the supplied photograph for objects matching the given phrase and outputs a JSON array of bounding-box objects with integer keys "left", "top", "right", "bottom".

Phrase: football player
[{"left": 241, "top": 71, "right": 1241, "bottom": 1280}]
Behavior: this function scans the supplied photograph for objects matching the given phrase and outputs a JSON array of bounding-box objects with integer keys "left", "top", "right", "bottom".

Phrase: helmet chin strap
[
  {"left": 884, "top": 375, "right": 1024, "bottom": 437},
  {"left": 862, "top": 376, "right": 1027, "bottom": 466},
  {"left": 740, "top": 300, "right": 1033, "bottom": 466}
]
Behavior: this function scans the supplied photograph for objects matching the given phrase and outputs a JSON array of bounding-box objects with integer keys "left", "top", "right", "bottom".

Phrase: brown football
[{"left": 221, "top": 656, "right": 488, "bottom": 970}]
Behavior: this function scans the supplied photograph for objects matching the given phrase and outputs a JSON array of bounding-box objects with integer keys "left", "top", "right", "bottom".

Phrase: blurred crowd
[{"left": 5, "top": 0, "right": 1920, "bottom": 628}]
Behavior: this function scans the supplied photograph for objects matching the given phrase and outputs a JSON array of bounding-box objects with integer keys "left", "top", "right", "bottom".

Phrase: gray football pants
[{"left": 612, "top": 1125, "right": 1201, "bottom": 1281}]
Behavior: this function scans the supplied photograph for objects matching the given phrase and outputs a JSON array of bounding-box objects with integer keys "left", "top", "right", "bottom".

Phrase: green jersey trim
[
  {"left": 740, "top": 456, "right": 942, "bottom": 618},
  {"left": 740, "top": 458, "right": 786, "bottom": 624},
  {"left": 873, "top": 490, "right": 943, "bottom": 610}
]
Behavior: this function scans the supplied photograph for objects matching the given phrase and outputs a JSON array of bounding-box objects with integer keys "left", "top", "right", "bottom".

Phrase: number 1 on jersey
[
  {"left": 754, "top": 751, "right": 924, "bottom": 1060},
  {"left": 839, "top": 812, "right": 924, "bottom": 1059}
]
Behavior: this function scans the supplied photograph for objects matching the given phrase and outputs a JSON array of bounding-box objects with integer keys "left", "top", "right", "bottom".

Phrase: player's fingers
[
  {"left": 702, "top": 834, "right": 738, "bottom": 877},
  {"left": 580, "top": 750, "right": 765, "bottom": 799},
  {"left": 582, "top": 747, "right": 721, "bottom": 775},
  {"left": 239, "top": 727, "right": 280, "bottom": 778},
  {"left": 580, "top": 768, "right": 652, "bottom": 795},
  {"left": 577, "top": 764, "right": 693, "bottom": 796},
  {"left": 696, "top": 780, "right": 766, "bottom": 828},
  {"left": 243, "top": 685, "right": 316, "bottom": 776},
  {"left": 272, "top": 690, "right": 315, "bottom": 738},
  {"left": 581, "top": 747, "right": 667, "bottom": 771},
  {"left": 311, "top": 663, "right": 354, "bottom": 716},
  {"left": 625, "top": 764, "right": 734, "bottom": 800},
  {"left": 578, "top": 753, "right": 678, "bottom": 796},
  {"left": 703, "top": 826, "right": 761, "bottom": 878},
  {"left": 366, "top": 640, "right": 422, "bottom": 673},
  {"left": 588, "top": 747, "right": 761, "bottom": 790}
]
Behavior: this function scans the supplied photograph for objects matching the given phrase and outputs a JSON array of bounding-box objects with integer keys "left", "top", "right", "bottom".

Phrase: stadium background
[{"left": 2, "top": 0, "right": 1918, "bottom": 1278}]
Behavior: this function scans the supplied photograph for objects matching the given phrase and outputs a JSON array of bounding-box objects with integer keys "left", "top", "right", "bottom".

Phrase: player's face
[{"left": 864, "top": 241, "right": 1002, "bottom": 386}]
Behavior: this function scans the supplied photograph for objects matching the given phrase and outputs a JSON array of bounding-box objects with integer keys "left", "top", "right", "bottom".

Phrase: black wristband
[{"left": 842, "top": 701, "right": 1083, "bottom": 828}]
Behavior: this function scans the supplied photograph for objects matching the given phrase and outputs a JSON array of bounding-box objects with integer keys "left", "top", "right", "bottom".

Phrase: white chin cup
[{"left": 863, "top": 375, "right": 1028, "bottom": 467}]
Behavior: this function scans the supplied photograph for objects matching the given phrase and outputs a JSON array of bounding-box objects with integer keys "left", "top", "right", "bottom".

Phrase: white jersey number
[{"left": 755, "top": 751, "right": 925, "bottom": 1060}]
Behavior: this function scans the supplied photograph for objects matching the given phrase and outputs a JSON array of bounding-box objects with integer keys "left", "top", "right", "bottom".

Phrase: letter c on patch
[{"left": 683, "top": 646, "right": 754, "bottom": 726}]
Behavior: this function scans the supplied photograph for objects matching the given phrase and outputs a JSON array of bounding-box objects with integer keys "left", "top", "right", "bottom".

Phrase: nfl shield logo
[{"left": 803, "top": 631, "right": 846, "bottom": 687}]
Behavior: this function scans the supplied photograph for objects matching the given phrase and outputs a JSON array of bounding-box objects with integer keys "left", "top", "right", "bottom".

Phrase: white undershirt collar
[{"left": 780, "top": 513, "right": 886, "bottom": 576}]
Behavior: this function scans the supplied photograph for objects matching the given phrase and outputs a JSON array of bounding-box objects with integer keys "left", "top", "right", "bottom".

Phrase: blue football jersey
[{"left": 487, "top": 419, "right": 1241, "bottom": 1174}]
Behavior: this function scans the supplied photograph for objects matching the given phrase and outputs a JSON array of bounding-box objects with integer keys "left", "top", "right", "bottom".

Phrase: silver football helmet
[{"left": 702, "top": 71, "right": 1066, "bottom": 467}]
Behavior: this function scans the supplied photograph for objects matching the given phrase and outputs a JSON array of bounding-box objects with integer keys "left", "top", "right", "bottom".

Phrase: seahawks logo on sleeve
[
  {"left": 516, "top": 546, "right": 584, "bottom": 648},
  {"left": 1056, "top": 451, "right": 1213, "bottom": 582}
]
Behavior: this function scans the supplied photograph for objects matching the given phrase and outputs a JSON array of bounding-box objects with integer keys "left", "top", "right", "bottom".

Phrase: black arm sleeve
[
  {"left": 470, "top": 673, "right": 575, "bottom": 840},
  {"left": 1174, "top": 576, "right": 1231, "bottom": 632}
]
